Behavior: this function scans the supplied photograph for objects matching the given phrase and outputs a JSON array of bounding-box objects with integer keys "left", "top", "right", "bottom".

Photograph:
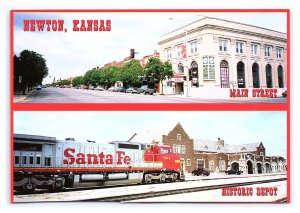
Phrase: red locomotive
[{"left": 14, "top": 134, "right": 185, "bottom": 193}]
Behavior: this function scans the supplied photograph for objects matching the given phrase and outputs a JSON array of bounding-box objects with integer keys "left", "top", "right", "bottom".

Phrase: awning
[{"left": 172, "top": 75, "right": 185, "bottom": 82}]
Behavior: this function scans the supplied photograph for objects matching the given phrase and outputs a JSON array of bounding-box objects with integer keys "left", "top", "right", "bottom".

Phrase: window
[
  {"left": 173, "top": 144, "right": 177, "bottom": 153},
  {"left": 197, "top": 159, "right": 205, "bottom": 169},
  {"left": 44, "top": 157, "right": 51, "bottom": 167},
  {"left": 22, "top": 156, "right": 27, "bottom": 164},
  {"left": 165, "top": 48, "right": 172, "bottom": 58},
  {"left": 260, "top": 152, "right": 264, "bottom": 156},
  {"left": 202, "top": 56, "right": 215, "bottom": 80},
  {"left": 190, "top": 41, "right": 197, "bottom": 54},
  {"left": 236, "top": 42, "right": 244, "bottom": 54},
  {"left": 219, "top": 160, "right": 226, "bottom": 171},
  {"left": 209, "top": 160, "right": 215, "bottom": 171},
  {"left": 177, "top": 46, "right": 182, "bottom": 57},
  {"left": 118, "top": 143, "right": 139, "bottom": 149},
  {"left": 36, "top": 156, "right": 41, "bottom": 165},
  {"left": 265, "top": 46, "right": 271, "bottom": 57},
  {"left": 219, "top": 40, "right": 228, "bottom": 52},
  {"left": 276, "top": 48, "right": 283, "bottom": 58},
  {"left": 14, "top": 156, "right": 20, "bottom": 164},
  {"left": 29, "top": 156, "right": 34, "bottom": 164},
  {"left": 187, "top": 159, "right": 191, "bottom": 166},
  {"left": 177, "top": 64, "right": 184, "bottom": 73},
  {"left": 160, "top": 147, "right": 172, "bottom": 154},
  {"left": 177, "top": 145, "right": 182, "bottom": 154},
  {"left": 177, "top": 134, "right": 181, "bottom": 141},
  {"left": 182, "top": 145, "right": 186, "bottom": 154},
  {"left": 251, "top": 44, "right": 259, "bottom": 55}
]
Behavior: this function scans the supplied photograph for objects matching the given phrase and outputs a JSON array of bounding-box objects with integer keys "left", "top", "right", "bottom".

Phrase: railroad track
[
  {"left": 14, "top": 174, "right": 286, "bottom": 196},
  {"left": 85, "top": 178, "right": 286, "bottom": 202}
]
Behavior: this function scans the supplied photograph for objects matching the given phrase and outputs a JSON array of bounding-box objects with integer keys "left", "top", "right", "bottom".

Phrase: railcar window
[
  {"left": 141, "top": 144, "right": 151, "bottom": 150},
  {"left": 29, "top": 156, "right": 34, "bottom": 164},
  {"left": 14, "top": 156, "right": 20, "bottom": 164},
  {"left": 22, "top": 156, "right": 27, "bottom": 164},
  {"left": 160, "top": 147, "right": 172, "bottom": 154},
  {"left": 14, "top": 143, "right": 42, "bottom": 151},
  {"left": 118, "top": 143, "right": 139, "bottom": 149},
  {"left": 36, "top": 157, "right": 41, "bottom": 164},
  {"left": 44, "top": 157, "right": 51, "bottom": 167}
]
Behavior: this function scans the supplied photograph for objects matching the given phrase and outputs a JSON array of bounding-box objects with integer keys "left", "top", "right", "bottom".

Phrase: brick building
[{"left": 162, "top": 123, "right": 286, "bottom": 174}]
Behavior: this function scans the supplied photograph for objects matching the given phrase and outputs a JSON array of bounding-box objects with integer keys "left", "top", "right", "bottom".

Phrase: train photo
[{"left": 13, "top": 134, "right": 185, "bottom": 193}]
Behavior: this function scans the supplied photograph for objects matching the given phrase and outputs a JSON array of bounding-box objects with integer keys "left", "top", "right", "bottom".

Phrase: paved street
[{"left": 14, "top": 87, "right": 287, "bottom": 104}]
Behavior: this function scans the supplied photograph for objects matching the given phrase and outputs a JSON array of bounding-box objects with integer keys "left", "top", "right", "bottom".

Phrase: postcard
[
  {"left": 11, "top": 10, "right": 289, "bottom": 104},
  {"left": 12, "top": 111, "right": 288, "bottom": 203}
]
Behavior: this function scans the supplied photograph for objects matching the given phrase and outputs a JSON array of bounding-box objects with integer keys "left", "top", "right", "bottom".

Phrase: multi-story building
[
  {"left": 162, "top": 123, "right": 286, "bottom": 174},
  {"left": 158, "top": 17, "right": 287, "bottom": 98}
]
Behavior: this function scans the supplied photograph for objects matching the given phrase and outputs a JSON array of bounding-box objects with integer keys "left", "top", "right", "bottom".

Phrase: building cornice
[{"left": 158, "top": 24, "right": 287, "bottom": 46}]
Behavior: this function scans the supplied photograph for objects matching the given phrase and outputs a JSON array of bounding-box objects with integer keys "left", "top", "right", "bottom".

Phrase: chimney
[{"left": 217, "top": 138, "right": 224, "bottom": 146}]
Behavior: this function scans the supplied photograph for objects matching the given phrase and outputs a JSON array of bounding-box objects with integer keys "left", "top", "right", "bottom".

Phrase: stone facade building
[
  {"left": 162, "top": 123, "right": 286, "bottom": 174},
  {"left": 158, "top": 16, "right": 287, "bottom": 98}
]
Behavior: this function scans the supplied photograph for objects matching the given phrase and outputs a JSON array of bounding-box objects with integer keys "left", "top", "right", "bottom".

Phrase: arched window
[
  {"left": 190, "top": 61, "right": 199, "bottom": 87},
  {"left": 278, "top": 65, "right": 284, "bottom": 88},
  {"left": 266, "top": 64, "right": 273, "bottom": 88},
  {"left": 220, "top": 60, "right": 229, "bottom": 88},
  {"left": 252, "top": 63, "right": 260, "bottom": 88},
  {"left": 177, "top": 63, "right": 184, "bottom": 73},
  {"left": 237, "top": 61, "right": 246, "bottom": 88}
]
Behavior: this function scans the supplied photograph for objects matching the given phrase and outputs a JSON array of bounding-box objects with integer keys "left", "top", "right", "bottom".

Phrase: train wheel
[
  {"left": 160, "top": 173, "right": 166, "bottom": 183},
  {"left": 24, "top": 183, "right": 36, "bottom": 194},
  {"left": 172, "top": 173, "right": 178, "bottom": 182}
]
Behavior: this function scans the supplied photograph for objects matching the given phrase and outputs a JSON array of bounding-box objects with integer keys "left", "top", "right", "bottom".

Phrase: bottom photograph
[{"left": 12, "top": 111, "right": 288, "bottom": 203}]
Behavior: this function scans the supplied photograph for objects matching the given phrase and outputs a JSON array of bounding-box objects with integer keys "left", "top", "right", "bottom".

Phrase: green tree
[
  {"left": 144, "top": 58, "right": 173, "bottom": 94},
  {"left": 72, "top": 76, "right": 84, "bottom": 87},
  {"left": 121, "top": 59, "right": 144, "bottom": 87},
  {"left": 14, "top": 50, "right": 49, "bottom": 94}
]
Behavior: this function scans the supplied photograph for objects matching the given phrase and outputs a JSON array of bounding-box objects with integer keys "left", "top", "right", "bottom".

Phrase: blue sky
[
  {"left": 13, "top": 12, "right": 287, "bottom": 84},
  {"left": 14, "top": 111, "right": 287, "bottom": 156}
]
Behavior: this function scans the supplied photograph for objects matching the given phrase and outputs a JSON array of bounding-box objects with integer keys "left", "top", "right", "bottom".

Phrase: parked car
[
  {"left": 35, "top": 85, "right": 42, "bottom": 90},
  {"left": 108, "top": 87, "right": 116, "bottom": 92},
  {"left": 192, "top": 168, "right": 210, "bottom": 176},
  {"left": 282, "top": 90, "right": 287, "bottom": 97},
  {"left": 126, "top": 87, "right": 138, "bottom": 93},
  {"left": 115, "top": 87, "right": 126, "bottom": 92},
  {"left": 225, "top": 169, "right": 243, "bottom": 175},
  {"left": 137, "top": 85, "right": 155, "bottom": 95},
  {"left": 95, "top": 86, "right": 104, "bottom": 91}
]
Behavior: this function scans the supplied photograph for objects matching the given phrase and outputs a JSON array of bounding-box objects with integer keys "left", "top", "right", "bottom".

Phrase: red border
[{"left": 10, "top": 9, "right": 290, "bottom": 203}]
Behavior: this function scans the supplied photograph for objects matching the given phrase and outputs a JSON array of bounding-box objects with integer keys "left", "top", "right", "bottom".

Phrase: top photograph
[{"left": 12, "top": 10, "right": 288, "bottom": 104}]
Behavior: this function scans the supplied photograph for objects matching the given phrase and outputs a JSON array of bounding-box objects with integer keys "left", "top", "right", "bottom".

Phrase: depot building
[
  {"left": 162, "top": 123, "right": 286, "bottom": 174},
  {"left": 158, "top": 17, "right": 287, "bottom": 98}
]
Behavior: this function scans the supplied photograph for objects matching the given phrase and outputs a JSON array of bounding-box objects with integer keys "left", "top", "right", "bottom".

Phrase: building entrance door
[{"left": 247, "top": 161, "right": 253, "bottom": 174}]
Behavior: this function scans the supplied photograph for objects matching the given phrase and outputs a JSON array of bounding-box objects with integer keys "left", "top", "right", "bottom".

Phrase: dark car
[
  {"left": 126, "top": 87, "right": 138, "bottom": 93},
  {"left": 35, "top": 85, "right": 42, "bottom": 90},
  {"left": 282, "top": 90, "right": 287, "bottom": 97},
  {"left": 192, "top": 168, "right": 210, "bottom": 176},
  {"left": 225, "top": 169, "right": 243, "bottom": 175},
  {"left": 137, "top": 85, "right": 155, "bottom": 95}
]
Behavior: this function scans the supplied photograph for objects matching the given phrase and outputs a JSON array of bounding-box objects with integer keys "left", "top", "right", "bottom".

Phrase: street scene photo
[
  {"left": 12, "top": 11, "right": 288, "bottom": 104},
  {"left": 13, "top": 111, "right": 288, "bottom": 202}
]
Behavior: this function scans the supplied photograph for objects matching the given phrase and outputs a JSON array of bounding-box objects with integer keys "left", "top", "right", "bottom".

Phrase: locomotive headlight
[{"left": 175, "top": 160, "right": 180, "bottom": 163}]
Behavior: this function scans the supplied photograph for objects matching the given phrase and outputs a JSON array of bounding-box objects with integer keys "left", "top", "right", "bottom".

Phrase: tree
[
  {"left": 14, "top": 50, "right": 49, "bottom": 94},
  {"left": 72, "top": 76, "right": 84, "bottom": 87},
  {"left": 144, "top": 58, "right": 173, "bottom": 94},
  {"left": 121, "top": 59, "right": 144, "bottom": 87}
]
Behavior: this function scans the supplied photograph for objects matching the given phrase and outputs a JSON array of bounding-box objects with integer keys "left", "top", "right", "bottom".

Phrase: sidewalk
[{"left": 13, "top": 89, "right": 37, "bottom": 103}]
